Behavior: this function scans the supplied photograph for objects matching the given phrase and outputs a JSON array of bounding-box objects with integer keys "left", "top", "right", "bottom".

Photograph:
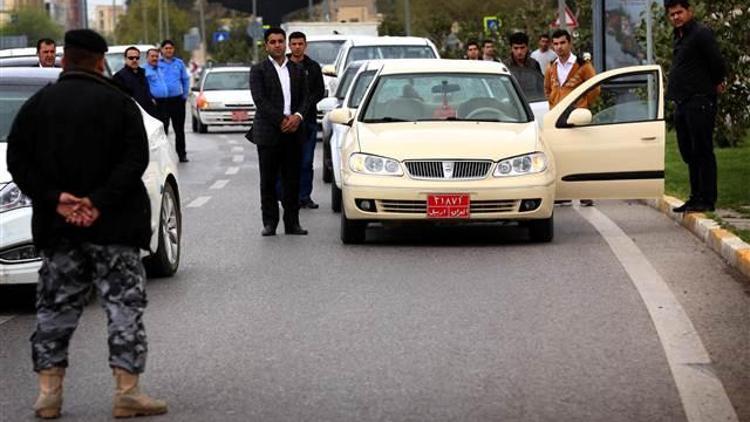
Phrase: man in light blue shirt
[
  {"left": 144, "top": 48, "right": 168, "bottom": 107},
  {"left": 157, "top": 40, "right": 191, "bottom": 162}
]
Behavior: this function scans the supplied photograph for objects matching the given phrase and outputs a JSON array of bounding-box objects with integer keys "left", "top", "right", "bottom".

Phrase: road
[{"left": 1, "top": 128, "right": 748, "bottom": 421}]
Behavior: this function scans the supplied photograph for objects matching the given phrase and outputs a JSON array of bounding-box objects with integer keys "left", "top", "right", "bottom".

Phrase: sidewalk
[{"left": 646, "top": 195, "right": 750, "bottom": 280}]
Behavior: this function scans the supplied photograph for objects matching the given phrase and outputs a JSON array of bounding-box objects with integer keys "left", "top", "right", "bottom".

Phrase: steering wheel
[{"left": 464, "top": 107, "right": 509, "bottom": 121}]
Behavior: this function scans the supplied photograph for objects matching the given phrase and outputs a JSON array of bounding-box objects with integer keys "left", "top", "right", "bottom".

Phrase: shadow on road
[
  {"left": 363, "top": 222, "right": 535, "bottom": 247},
  {"left": 0, "top": 284, "right": 36, "bottom": 314}
]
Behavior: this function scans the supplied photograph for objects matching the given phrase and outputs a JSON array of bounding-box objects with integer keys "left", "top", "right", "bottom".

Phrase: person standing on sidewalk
[
  {"left": 665, "top": 0, "right": 726, "bottom": 213},
  {"left": 530, "top": 33, "right": 557, "bottom": 73},
  {"left": 288, "top": 31, "right": 325, "bottom": 209},
  {"left": 157, "top": 40, "right": 191, "bottom": 163},
  {"left": 6, "top": 29, "right": 167, "bottom": 419},
  {"left": 113, "top": 46, "right": 159, "bottom": 118}
]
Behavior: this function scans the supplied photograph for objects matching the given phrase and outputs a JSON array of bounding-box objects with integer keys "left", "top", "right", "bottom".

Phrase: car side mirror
[
  {"left": 317, "top": 96, "right": 340, "bottom": 113},
  {"left": 329, "top": 108, "right": 353, "bottom": 126},
  {"left": 322, "top": 65, "right": 337, "bottom": 77},
  {"left": 566, "top": 108, "right": 593, "bottom": 127}
]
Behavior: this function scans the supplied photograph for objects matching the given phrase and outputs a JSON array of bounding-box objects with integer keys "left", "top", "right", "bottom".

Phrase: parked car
[
  {"left": 328, "top": 59, "right": 665, "bottom": 244},
  {"left": 0, "top": 46, "right": 112, "bottom": 76},
  {"left": 0, "top": 67, "right": 182, "bottom": 285},
  {"left": 189, "top": 66, "right": 254, "bottom": 133},
  {"left": 322, "top": 36, "right": 440, "bottom": 96}
]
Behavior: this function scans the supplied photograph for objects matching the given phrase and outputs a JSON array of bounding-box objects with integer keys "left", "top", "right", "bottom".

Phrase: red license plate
[
  {"left": 427, "top": 194, "right": 470, "bottom": 219},
  {"left": 231, "top": 110, "right": 248, "bottom": 121}
]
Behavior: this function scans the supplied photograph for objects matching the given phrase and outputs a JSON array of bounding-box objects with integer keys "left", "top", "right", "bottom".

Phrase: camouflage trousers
[{"left": 31, "top": 242, "right": 148, "bottom": 374}]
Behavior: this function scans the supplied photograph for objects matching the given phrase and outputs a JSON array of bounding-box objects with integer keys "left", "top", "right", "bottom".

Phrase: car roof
[
  {"left": 106, "top": 44, "right": 158, "bottom": 54},
  {"left": 344, "top": 36, "right": 434, "bottom": 47},
  {"left": 0, "top": 46, "right": 63, "bottom": 58},
  {"left": 377, "top": 59, "right": 510, "bottom": 75},
  {"left": 0, "top": 67, "right": 61, "bottom": 84},
  {"left": 203, "top": 66, "right": 250, "bottom": 73},
  {"left": 306, "top": 35, "right": 373, "bottom": 42}
]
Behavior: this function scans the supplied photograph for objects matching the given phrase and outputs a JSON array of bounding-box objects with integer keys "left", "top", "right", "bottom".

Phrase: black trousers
[
  {"left": 157, "top": 96, "right": 187, "bottom": 159},
  {"left": 674, "top": 95, "right": 718, "bottom": 205},
  {"left": 257, "top": 134, "right": 303, "bottom": 229}
]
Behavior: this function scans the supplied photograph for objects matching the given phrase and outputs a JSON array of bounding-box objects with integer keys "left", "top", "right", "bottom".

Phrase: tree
[
  {"left": 115, "top": 0, "right": 191, "bottom": 51},
  {"left": 0, "top": 7, "right": 64, "bottom": 46},
  {"left": 641, "top": 2, "right": 750, "bottom": 147},
  {"left": 206, "top": 17, "right": 253, "bottom": 63}
]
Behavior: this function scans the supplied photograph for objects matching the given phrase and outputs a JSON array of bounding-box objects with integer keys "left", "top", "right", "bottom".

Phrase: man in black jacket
[
  {"left": 288, "top": 31, "right": 325, "bottom": 209},
  {"left": 248, "top": 27, "right": 309, "bottom": 236},
  {"left": 7, "top": 29, "right": 167, "bottom": 419},
  {"left": 113, "top": 46, "right": 159, "bottom": 118},
  {"left": 666, "top": 0, "right": 726, "bottom": 213}
]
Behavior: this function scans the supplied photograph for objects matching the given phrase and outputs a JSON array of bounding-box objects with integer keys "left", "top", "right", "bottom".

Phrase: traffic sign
[
  {"left": 247, "top": 21, "right": 264, "bottom": 40},
  {"left": 483, "top": 16, "right": 500, "bottom": 34},
  {"left": 551, "top": 5, "right": 578, "bottom": 28},
  {"left": 212, "top": 31, "right": 230, "bottom": 43}
]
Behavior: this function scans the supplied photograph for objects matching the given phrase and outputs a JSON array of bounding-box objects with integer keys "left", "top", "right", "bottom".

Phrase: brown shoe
[
  {"left": 34, "top": 367, "right": 65, "bottom": 419},
  {"left": 112, "top": 368, "right": 168, "bottom": 418}
]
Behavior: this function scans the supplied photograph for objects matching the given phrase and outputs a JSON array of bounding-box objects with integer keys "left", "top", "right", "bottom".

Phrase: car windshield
[
  {"left": 335, "top": 66, "right": 361, "bottom": 99},
  {"left": 345, "top": 45, "right": 435, "bottom": 68},
  {"left": 106, "top": 52, "right": 125, "bottom": 74},
  {"left": 347, "top": 70, "right": 376, "bottom": 108},
  {"left": 510, "top": 66, "right": 546, "bottom": 103},
  {"left": 306, "top": 40, "right": 346, "bottom": 66},
  {"left": 0, "top": 84, "right": 39, "bottom": 142},
  {"left": 203, "top": 71, "right": 250, "bottom": 90},
  {"left": 360, "top": 73, "right": 530, "bottom": 123}
]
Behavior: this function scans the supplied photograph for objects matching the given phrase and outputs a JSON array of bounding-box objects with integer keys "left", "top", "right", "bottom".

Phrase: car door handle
[{"left": 641, "top": 136, "right": 657, "bottom": 141}]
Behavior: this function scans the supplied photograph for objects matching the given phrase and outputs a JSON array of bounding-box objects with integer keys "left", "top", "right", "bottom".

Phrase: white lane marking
[
  {"left": 0, "top": 315, "right": 16, "bottom": 326},
  {"left": 225, "top": 167, "right": 240, "bottom": 175},
  {"left": 232, "top": 155, "right": 245, "bottom": 163},
  {"left": 210, "top": 179, "right": 229, "bottom": 190},
  {"left": 187, "top": 196, "right": 211, "bottom": 208},
  {"left": 228, "top": 140, "right": 239, "bottom": 145},
  {"left": 575, "top": 205, "right": 738, "bottom": 422},
  {"left": 231, "top": 146, "right": 244, "bottom": 152}
]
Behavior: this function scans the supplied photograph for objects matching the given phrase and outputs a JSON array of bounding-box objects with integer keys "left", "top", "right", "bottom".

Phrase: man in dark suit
[{"left": 249, "top": 27, "right": 309, "bottom": 236}]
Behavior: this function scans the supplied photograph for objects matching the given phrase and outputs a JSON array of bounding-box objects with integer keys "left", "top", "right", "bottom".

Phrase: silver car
[{"left": 189, "top": 66, "right": 254, "bottom": 133}]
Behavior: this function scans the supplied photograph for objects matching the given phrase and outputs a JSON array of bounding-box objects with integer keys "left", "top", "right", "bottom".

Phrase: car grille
[
  {"left": 404, "top": 160, "right": 492, "bottom": 180},
  {"left": 224, "top": 103, "right": 255, "bottom": 109},
  {"left": 378, "top": 199, "right": 518, "bottom": 214}
]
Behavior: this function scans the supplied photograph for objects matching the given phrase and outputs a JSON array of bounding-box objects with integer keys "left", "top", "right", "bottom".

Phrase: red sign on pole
[{"left": 551, "top": 5, "right": 579, "bottom": 29}]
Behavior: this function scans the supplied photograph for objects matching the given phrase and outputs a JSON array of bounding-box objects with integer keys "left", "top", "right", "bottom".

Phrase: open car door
[{"left": 542, "top": 65, "right": 665, "bottom": 200}]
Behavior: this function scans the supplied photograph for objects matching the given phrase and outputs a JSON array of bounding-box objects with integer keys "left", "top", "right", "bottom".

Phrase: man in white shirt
[
  {"left": 530, "top": 33, "right": 557, "bottom": 73},
  {"left": 248, "top": 28, "right": 309, "bottom": 236}
]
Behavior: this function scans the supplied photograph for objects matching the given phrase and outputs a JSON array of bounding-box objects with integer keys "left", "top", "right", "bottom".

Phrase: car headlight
[
  {"left": 349, "top": 153, "right": 403, "bottom": 176},
  {"left": 493, "top": 152, "right": 547, "bottom": 177},
  {"left": 0, "top": 182, "right": 32, "bottom": 213}
]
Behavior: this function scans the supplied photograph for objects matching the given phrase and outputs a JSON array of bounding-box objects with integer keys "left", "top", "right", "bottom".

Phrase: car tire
[
  {"left": 197, "top": 120, "right": 208, "bottom": 134},
  {"left": 322, "top": 134, "right": 333, "bottom": 183},
  {"left": 191, "top": 116, "right": 198, "bottom": 132},
  {"left": 144, "top": 182, "right": 181, "bottom": 277},
  {"left": 527, "top": 214, "right": 554, "bottom": 243},
  {"left": 331, "top": 183, "right": 342, "bottom": 213},
  {"left": 340, "top": 209, "right": 366, "bottom": 244}
]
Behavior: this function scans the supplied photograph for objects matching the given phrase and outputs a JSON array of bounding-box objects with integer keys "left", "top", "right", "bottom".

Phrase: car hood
[
  {"left": 0, "top": 143, "right": 10, "bottom": 184},
  {"left": 354, "top": 121, "right": 539, "bottom": 161},
  {"left": 202, "top": 90, "right": 254, "bottom": 104}
]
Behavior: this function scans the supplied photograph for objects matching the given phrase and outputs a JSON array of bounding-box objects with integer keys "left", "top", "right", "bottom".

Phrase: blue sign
[{"left": 212, "top": 31, "right": 230, "bottom": 43}]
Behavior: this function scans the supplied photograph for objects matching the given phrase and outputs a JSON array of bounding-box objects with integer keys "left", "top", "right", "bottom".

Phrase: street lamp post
[
  {"left": 404, "top": 0, "right": 411, "bottom": 36},
  {"left": 558, "top": 0, "right": 567, "bottom": 31},
  {"left": 252, "top": 0, "right": 258, "bottom": 63}
]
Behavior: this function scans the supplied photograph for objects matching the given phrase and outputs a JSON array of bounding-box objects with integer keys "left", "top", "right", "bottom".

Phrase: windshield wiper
[{"left": 362, "top": 116, "right": 410, "bottom": 123}]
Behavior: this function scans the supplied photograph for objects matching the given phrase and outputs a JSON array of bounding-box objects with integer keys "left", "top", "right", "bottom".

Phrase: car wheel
[
  {"left": 527, "top": 214, "right": 554, "bottom": 243},
  {"left": 191, "top": 116, "right": 198, "bottom": 132},
  {"left": 144, "top": 182, "right": 181, "bottom": 277},
  {"left": 322, "top": 135, "right": 333, "bottom": 183},
  {"left": 331, "top": 183, "right": 342, "bottom": 213},
  {"left": 340, "top": 209, "right": 366, "bottom": 244},
  {"left": 197, "top": 120, "right": 208, "bottom": 134}
]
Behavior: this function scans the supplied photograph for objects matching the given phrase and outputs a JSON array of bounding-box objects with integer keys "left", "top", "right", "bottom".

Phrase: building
[
  {"left": 92, "top": 4, "right": 123, "bottom": 35},
  {"left": 331, "top": 0, "right": 377, "bottom": 22},
  {"left": 0, "top": 0, "right": 44, "bottom": 25}
]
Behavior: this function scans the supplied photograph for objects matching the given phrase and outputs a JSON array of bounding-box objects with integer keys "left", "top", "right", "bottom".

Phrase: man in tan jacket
[{"left": 544, "top": 29, "right": 599, "bottom": 206}]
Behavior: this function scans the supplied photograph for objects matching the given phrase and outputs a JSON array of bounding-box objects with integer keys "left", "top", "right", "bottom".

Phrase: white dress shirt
[
  {"left": 270, "top": 57, "right": 292, "bottom": 116},
  {"left": 555, "top": 53, "right": 577, "bottom": 86}
]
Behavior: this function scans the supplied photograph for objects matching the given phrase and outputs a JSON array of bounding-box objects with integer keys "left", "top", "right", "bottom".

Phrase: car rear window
[{"left": 0, "top": 85, "right": 42, "bottom": 142}]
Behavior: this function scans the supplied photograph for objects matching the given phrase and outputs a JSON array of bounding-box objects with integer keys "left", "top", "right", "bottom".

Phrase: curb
[{"left": 645, "top": 195, "right": 750, "bottom": 280}]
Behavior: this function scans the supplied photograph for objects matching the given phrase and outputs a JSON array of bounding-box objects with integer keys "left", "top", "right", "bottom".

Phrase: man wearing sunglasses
[{"left": 113, "top": 46, "right": 158, "bottom": 118}]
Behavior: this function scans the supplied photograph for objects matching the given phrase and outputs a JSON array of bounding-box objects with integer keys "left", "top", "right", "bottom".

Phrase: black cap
[{"left": 64, "top": 29, "right": 108, "bottom": 54}]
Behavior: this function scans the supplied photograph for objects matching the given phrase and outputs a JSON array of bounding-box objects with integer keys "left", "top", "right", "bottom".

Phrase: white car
[
  {"left": 189, "top": 66, "right": 254, "bottom": 133},
  {"left": 322, "top": 36, "right": 440, "bottom": 96},
  {"left": 0, "top": 67, "right": 182, "bottom": 284},
  {"left": 328, "top": 60, "right": 665, "bottom": 243}
]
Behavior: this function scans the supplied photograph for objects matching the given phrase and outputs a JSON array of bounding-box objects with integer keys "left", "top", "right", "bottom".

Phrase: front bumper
[
  {"left": 198, "top": 108, "right": 256, "bottom": 126},
  {"left": 341, "top": 172, "right": 556, "bottom": 221},
  {"left": 0, "top": 207, "right": 41, "bottom": 285}
]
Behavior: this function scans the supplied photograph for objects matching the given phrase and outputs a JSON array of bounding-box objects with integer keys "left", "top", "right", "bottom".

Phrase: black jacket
[
  {"left": 248, "top": 58, "right": 308, "bottom": 145},
  {"left": 288, "top": 54, "right": 325, "bottom": 123},
  {"left": 113, "top": 66, "right": 159, "bottom": 118},
  {"left": 666, "top": 20, "right": 727, "bottom": 102},
  {"left": 7, "top": 70, "right": 151, "bottom": 250}
]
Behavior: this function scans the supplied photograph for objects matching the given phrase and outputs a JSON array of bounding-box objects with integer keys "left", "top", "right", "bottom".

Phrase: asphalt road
[{"left": 1, "top": 128, "right": 748, "bottom": 421}]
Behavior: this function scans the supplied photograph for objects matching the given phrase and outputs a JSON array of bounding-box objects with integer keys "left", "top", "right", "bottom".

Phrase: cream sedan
[{"left": 329, "top": 60, "right": 665, "bottom": 243}]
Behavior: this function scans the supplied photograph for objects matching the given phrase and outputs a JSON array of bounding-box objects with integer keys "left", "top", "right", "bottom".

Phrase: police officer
[
  {"left": 6, "top": 29, "right": 167, "bottom": 419},
  {"left": 156, "top": 39, "right": 191, "bottom": 163}
]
